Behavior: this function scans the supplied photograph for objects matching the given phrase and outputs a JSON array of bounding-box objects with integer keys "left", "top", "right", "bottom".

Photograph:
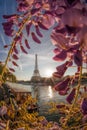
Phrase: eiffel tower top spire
[
  {"left": 31, "top": 54, "right": 41, "bottom": 82},
  {"left": 35, "top": 54, "right": 38, "bottom": 70}
]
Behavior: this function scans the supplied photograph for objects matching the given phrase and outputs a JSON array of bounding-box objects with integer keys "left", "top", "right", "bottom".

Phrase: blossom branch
[
  {"left": 63, "top": 64, "right": 83, "bottom": 128},
  {"left": 1, "top": 14, "right": 31, "bottom": 83}
]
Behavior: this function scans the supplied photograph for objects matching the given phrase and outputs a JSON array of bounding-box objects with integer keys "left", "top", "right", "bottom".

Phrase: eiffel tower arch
[{"left": 31, "top": 54, "right": 41, "bottom": 82}]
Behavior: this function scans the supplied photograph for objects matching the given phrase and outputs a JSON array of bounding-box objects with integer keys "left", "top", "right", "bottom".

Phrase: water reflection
[
  {"left": 48, "top": 86, "right": 53, "bottom": 98},
  {"left": 8, "top": 83, "right": 85, "bottom": 105}
]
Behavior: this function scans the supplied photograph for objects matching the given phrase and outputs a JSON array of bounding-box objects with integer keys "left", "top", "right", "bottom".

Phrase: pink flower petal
[
  {"left": 53, "top": 50, "right": 67, "bottom": 61},
  {"left": 55, "top": 7, "right": 65, "bottom": 15},
  {"left": 62, "top": 8, "right": 83, "bottom": 27},
  {"left": 81, "top": 98, "right": 87, "bottom": 115},
  {"left": 55, "top": 61, "right": 71, "bottom": 78},
  {"left": 35, "top": 25, "right": 43, "bottom": 37},
  {"left": 54, "top": 77, "right": 71, "bottom": 91},
  {"left": 25, "top": 39, "right": 30, "bottom": 49},
  {"left": 53, "top": 48, "right": 61, "bottom": 54},
  {"left": 2, "top": 21, "right": 13, "bottom": 28},
  {"left": 12, "top": 61, "right": 18, "bottom": 67},
  {"left": 14, "top": 33, "right": 23, "bottom": 43},
  {"left": 20, "top": 45, "right": 28, "bottom": 54},
  {"left": 58, "top": 90, "right": 68, "bottom": 95},
  {"left": 3, "top": 14, "right": 17, "bottom": 19},
  {"left": 66, "top": 88, "right": 76, "bottom": 104},
  {"left": 4, "top": 45, "right": 9, "bottom": 48},
  {"left": 26, "top": 22, "right": 32, "bottom": 36},
  {"left": 38, "top": 22, "right": 48, "bottom": 30},
  {"left": 51, "top": 32, "right": 69, "bottom": 49},
  {"left": 31, "top": 32, "right": 41, "bottom": 44},
  {"left": 42, "top": 14, "right": 55, "bottom": 29},
  {"left": 77, "top": 25, "right": 87, "bottom": 49},
  {"left": 17, "top": 2, "right": 29, "bottom": 12},
  {"left": 74, "top": 50, "right": 82, "bottom": 66},
  {"left": 12, "top": 54, "right": 19, "bottom": 60},
  {"left": 9, "top": 68, "right": 15, "bottom": 72},
  {"left": 13, "top": 46, "right": 19, "bottom": 54},
  {"left": 5, "top": 29, "right": 14, "bottom": 37}
]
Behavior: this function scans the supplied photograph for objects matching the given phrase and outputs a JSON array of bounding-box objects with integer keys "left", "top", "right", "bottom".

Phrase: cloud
[
  {"left": 18, "top": 53, "right": 54, "bottom": 68},
  {"left": 20, "top": 53, "right": 53, "bottom": 61}
]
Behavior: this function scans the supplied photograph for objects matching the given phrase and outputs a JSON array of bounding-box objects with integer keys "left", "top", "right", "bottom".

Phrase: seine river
[
  {"left": 7, "top": 82, "right": 67, "bottom": 102},
  {"left": 7, "top": 82, "right": 87, "bottom": 115}
]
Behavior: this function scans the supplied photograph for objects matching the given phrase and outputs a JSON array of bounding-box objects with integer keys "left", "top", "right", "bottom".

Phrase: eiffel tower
[{"left": 31, "top": 54, "right": 41, "bottom": 82}]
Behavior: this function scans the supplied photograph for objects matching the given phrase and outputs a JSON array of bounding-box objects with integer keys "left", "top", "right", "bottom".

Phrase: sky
[{"left": 0, "top": 0, "right": 78, "bottom": 81}]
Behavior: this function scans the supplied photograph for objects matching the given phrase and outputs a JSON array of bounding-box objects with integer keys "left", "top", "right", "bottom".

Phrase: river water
[
  {"left": 7, "top": 82, "right": 67, "bottom": 102},
  {"left": 7, "top": 82, "right": 67, "bottom": 113},
  {"left": 7, "top": 82, "right": 87, "bottom": 115}
]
